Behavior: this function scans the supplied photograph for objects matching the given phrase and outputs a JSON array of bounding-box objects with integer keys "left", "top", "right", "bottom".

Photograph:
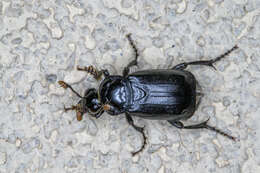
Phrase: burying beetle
[{"left": 58, "top": 34, "right": 238, "bottom": 156}]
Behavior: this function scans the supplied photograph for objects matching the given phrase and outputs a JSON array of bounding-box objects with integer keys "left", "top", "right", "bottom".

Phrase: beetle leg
[
  {"left": 172, "top": 45, "right": 238, "bottom": 70},
  {"left": 123, "top": 34, "right": 139, "bottom": 77},
  {"left": 89, "top": 109, "right": 104, "bottom": 119},
  {"left": 183, "top": 118, "right": 236, "bottom": 141},
  {"left": 125, "top": 113, "right": 147, "bottom": 156},
  {"left": 63, "top": 105, "right": 77, "bottom": 112},
  {"left": 58, "top": 81, "right": 83, "bottom": 98},
  {"left": 195, "top": 92, "right": 204, "bottom": 111},
  {"left": 103, "top": 104, "right": 124, "bottom": 115},
  {"left": 168, "top": 120, "right": 184, "bottom": 128},
  {"left": 168, "top": 119, "right": 236, "bottom": 141},
  {"left": 77, "top": 65, "right": 109, "bottom": 80}
]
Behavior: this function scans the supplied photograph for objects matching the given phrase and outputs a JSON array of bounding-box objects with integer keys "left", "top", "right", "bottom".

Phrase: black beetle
[{"left": 59, "top": 34, "right": 238, "bottom": 156}]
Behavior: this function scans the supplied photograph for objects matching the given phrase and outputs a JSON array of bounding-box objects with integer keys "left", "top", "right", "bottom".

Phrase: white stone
[{"left": 0, "top": 152, "right": 7, "bottom": 165}]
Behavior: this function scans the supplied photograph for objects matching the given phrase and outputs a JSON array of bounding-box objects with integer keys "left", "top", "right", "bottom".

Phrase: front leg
[
  {"left": 102, "top": 104, "right": 124, "bottom": 115},
  {"left": 125, "top": 113, "right": 147, "bottom": 156},
  {"left": 123, "top": 34, "right": 139, "bottom": 77},
  {"left": 89, "top": 109, "right": 104, "bottom": 119},
  {"left": 77, "top": 65, "right": 109, "bottom": 80}
]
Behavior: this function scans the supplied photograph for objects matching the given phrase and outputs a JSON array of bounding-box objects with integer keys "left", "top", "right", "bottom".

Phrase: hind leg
[
  {"left": 168, "top": 119, "right": 236, "bottom": 141},
  {"left": 172, "top": 45, "right": 238, "bottom": 70}
]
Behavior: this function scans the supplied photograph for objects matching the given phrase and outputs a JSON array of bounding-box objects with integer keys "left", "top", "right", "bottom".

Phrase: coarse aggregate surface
[{"left": 0, "top": 0, "right": 260, "bottom": 173}]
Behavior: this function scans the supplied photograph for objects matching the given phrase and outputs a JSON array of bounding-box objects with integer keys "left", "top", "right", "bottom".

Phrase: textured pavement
[{"left": 0, "top": 0, "right": 260, "bottom": 173}]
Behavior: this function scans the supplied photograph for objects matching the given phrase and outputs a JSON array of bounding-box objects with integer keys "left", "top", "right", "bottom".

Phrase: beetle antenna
[
  {"left": 77, "top": 65, "right": 106, "bottom": 80},
  {"left": 58, "top": 81, "right": 83, "bottom": 98},
  {"left": 63, "top": 105, "right": 77, "bottom": 112}
]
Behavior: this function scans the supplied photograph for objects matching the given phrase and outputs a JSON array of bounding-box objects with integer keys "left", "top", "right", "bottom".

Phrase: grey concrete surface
[{"left": 0, "top": 0, "right": 260, "bottom": 172}]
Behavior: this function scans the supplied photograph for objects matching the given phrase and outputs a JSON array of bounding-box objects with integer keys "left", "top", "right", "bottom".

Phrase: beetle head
[
  {"left": 83, "top": 88, "right": 102, "bottom": 113},
  {"left": 64, "top": 88, "right": 102, "bottom": 121}
]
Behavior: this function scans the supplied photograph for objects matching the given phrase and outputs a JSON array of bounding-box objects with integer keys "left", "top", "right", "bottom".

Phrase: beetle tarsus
[
  {"left": 131, "top": 129, "right": 147, "bottom": 156},
  {"left": 58, "top": 81, "right": 68, "bottom": 89},
  {"left": 204, "top": 123, "right": 236, "bottom": 141},
  {"left": 126, "top": 34, "right": 139, "bottom": 61},
  {"left": 58, "top": 81, "right": 83, "bottom": 98},
  {"left": 212, "top": 45, "right": 238, "bottom": 64},
  {"left": 181, "top": 118, "right": 236, "bottom": 141},
  {"left": 172, "top": 45, "right": 238, "bottom": 70},
  {"left": 126, "top": 113, "right": 147, "bottom": 156}
]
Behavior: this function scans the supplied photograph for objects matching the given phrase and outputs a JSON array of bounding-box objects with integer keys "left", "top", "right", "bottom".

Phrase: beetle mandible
[{"left": 58, "top": 34, "right": 238, "bottom": 156}]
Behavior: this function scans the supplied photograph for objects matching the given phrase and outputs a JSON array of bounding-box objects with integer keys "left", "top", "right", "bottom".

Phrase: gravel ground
[{"left": 0, "top": 0, "right": 260, "bottom": 173}]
